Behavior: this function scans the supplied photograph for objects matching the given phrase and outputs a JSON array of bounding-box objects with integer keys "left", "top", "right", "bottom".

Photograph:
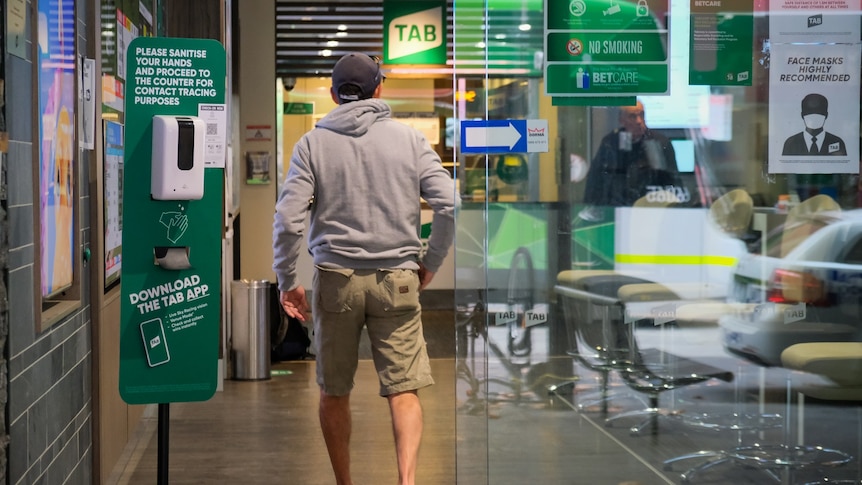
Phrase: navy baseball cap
[{"left": 331, "top": 53, "right": 385, "bottom": 101}]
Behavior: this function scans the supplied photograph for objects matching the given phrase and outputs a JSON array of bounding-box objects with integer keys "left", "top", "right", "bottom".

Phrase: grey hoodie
[{"left": 273, "top": 98, "right": 457, "bottom": 292}]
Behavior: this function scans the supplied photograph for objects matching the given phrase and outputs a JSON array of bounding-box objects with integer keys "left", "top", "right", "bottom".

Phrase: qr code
[{"left": 206, "top": 123, "right": 218, "bottom": 135}]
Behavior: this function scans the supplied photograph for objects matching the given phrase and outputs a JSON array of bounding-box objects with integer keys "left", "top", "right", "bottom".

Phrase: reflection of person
[
  {"left": 272, "top": 53, "right": 457, "bottom": 485},
  {"left": 583, "top": 100, "right": 683, "bottom": 207},
  {"left": 782, "top": 93, "right": 847, "bottom": 156}
]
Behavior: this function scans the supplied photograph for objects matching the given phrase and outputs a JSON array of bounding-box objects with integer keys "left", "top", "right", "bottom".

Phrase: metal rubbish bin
[{"left": 230, "top": 279, "right": 271, "bottom": 380}]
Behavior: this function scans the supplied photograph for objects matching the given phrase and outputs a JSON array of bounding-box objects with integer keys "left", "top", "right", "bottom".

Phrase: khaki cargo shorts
[{"left": 312, "top": 266, "right": 434, "bottom": 397}]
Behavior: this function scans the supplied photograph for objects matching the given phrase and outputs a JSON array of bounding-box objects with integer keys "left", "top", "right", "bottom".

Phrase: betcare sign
[{"left": 384, "top": 0, "right": 446, "bottom": 65}]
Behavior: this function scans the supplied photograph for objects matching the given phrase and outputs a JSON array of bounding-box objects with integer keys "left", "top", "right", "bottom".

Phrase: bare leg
[
  {"left": 319, "top": 390, "right": 354, "bottom": 485},
  {"left": 387, "top": 390, "right": 423, "bottom": 485}
]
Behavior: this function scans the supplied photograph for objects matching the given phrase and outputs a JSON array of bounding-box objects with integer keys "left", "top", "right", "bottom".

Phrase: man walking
[{"left": 272, "top": 53, "right": 457, "bottom": 485}]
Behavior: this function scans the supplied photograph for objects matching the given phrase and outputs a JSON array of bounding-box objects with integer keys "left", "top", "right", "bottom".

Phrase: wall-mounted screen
[
  {"left": 38, "top": 0, "right": 76, "bottom": 298},
  {"left": 671, "top": 139, "right": 696, "bottom": 173},
  {"left": 104, "top": 121, "right": 124, "bottom": 291}
]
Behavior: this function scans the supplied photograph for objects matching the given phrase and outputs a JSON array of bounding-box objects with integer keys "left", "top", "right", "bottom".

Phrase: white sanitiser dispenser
[{"left": 151, "top": 115, "right": 206, "bottom": 200}]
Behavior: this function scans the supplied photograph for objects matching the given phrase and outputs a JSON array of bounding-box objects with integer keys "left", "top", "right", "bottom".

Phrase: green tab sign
[
  {"left": 544, "top": 0, "right": 670, "bottom": 98},
  {"left": 384, "top": 0, "right": 447, "bottom": 65},
  {"left": 119, "top": 37, "right": 226, "bottom": 405}
]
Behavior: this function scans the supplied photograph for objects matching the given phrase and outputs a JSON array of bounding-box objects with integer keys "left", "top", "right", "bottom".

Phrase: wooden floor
[{"left": 107, "top": 311, "right": 862, "bottom": 485}]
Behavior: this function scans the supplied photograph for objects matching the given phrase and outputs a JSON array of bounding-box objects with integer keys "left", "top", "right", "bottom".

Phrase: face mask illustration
[{"left": 803, "top": 114, "right": 826, "bottom": 130}]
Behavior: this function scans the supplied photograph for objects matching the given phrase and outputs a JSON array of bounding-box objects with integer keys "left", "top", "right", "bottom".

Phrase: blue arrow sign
[{"left": 461, "top": 119, "right": 528, "bottom": 154}]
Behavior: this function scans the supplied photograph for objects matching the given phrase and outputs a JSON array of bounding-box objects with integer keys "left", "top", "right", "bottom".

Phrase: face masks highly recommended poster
[{"left": 768, "top": 0, "right": 861, "bottom": 174}]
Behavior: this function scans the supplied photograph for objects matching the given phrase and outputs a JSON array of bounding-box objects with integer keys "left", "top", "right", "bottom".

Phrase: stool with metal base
[
  {"left": 722, "top": 373, "right": 851, "bottom": 484},
  {"left": 661, "top": 362, "right": 784, "bottom": 482},
  {"left": 785, "top": 343, "right": 862, "bottom": 485},
  {"left": 601, "top": 336, "right": 734, "bottom": 437},
  {"left": 667, "top": 366, "right": 851, "bottom": 484}
]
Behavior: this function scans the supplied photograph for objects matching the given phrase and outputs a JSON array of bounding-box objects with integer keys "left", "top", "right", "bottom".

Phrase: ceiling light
[
  {"left": 326, "top": 40, "right": 338, "bottom": 47},
  {"left": 320, "top": 49, "right": 333, "bottom": 57},
  {"left": 518, "top": 24, "right": 531, "bottom": 31}
]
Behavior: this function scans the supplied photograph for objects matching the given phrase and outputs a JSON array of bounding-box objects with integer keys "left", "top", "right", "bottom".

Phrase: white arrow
[{"left": 465, "top": 123, "right": 522, "bottom": 150}]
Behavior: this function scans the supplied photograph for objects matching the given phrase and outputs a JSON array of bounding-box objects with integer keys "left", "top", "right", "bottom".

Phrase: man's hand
[
  {"left": 280, "top": 286, "right": 309, "bottom": 322},
  {"left": 417, "top": 263, "right": 435, "bottom": 291}
]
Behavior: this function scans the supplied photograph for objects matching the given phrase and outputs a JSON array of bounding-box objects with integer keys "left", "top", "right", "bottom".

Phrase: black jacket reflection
[{"left": 583, "top": 128, "right": 682, "bottom": 207}]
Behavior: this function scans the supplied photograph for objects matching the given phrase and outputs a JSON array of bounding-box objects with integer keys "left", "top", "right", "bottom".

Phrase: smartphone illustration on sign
[{"left": 140, "top": 318, "right": 170, "bottom": 367}]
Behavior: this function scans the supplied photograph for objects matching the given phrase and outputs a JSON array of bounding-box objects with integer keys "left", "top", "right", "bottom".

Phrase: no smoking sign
[{"left": 566, "top": 38, "right": 584, "bottom": 56}]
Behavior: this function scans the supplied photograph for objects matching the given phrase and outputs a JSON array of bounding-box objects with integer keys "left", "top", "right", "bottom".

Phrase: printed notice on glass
[
  {"left": 7, "top": 0, "right": 27, "bottom": 59},
  {"left": 689, "top": 0, "right": 753, "bottom": 86},
  {"left": 81, "top": 58, "right": 96, "bottom": 150},
  {"left": 768, "top": 0, "right": 861, "bottom": 174},
  {"left": 198, "top": 104, "right": 227, "bottom": 168}
]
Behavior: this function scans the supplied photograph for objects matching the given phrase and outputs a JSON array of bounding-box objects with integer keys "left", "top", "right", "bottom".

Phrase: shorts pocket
[
  {"left": 381, "top": 269, "right": 419, "bottom": 312},
  {"left": 315, "top": 266, "right": 355, "bottom": 313}
]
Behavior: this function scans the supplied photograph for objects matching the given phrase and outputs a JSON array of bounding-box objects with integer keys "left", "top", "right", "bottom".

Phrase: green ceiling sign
[
  {"left": 546, "top": 32, "right": 667, "bottom": 63},
  {"left": 383, "top": 0, "right": 447, "bottom": 65},
  {"left": 544, "top": 0, "right": 670, "bottom": 97},
  {"left": 283, "top": 102, "right": 314, "bottom": 115},
  {"left": 546, "top": 63, "right": 668, "bottom": 95}
]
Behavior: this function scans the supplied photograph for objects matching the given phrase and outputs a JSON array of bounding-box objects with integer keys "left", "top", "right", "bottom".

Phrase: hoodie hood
[{"left": 316, "top": 98, "right": 391, "bottom": 137}]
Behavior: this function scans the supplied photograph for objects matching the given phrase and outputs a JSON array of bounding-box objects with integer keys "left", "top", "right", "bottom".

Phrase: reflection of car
[{"left": 720, "top": 209, "right": 862, "bottom": 366}]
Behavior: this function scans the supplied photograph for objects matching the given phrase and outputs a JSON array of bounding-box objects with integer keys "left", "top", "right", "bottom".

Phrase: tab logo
[
  {"left": 808, "top": 14, "right": 822, "bottom": 28},
  {"left": 387, "top": 6, "right": 444, "bottom": 61}
]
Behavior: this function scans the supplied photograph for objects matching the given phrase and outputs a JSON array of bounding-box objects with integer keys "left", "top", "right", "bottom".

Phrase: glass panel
[{"left": 454, "top": 0, "right": 862, "bottom": 484}]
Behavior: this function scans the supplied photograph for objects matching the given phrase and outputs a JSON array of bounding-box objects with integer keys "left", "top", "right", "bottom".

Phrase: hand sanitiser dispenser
[{"left": 151, "top": 115, "right": 206, "bottom": 200}]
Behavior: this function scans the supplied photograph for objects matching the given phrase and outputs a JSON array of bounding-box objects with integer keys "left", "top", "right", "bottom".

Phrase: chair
[
  {"left": 709, "top": 188, "right": 754, "bottom": 239},
  {"left": 553, "top": 270, "right": 650, "bottom": 414},
  {"left": 780, "top": 194, "right": 841, "bottom": 258},
  {"left": 781, "top": 343, "right": 862, "bottom": 401},
  {"left": 555, "top": 271, "right": 734, "bottom": 436},
  {"left": 604, "top": 281, "right": 734, "bottom": 436},
  {"left": 783, "top": 342, "right": 862, "bottom": 485}
]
